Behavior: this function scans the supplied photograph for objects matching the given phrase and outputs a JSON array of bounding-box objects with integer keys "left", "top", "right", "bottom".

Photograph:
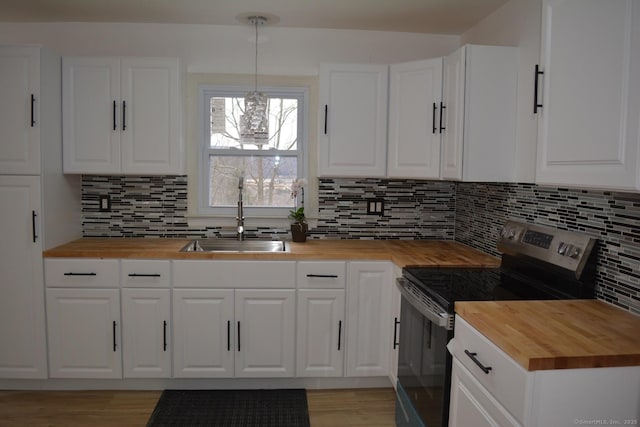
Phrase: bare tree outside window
[{"left": 201, "top": 88, "right": 304, "bottom": 214}]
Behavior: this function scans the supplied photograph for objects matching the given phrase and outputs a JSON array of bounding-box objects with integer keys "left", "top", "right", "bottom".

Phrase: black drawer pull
[
  {"left": 30, "top": 94, "right": 36, "bottom": 127},
  {"left": 432, "top": 102, "right": 437, "bottom": 134},
  {"left": 393, "top": 317, "right": 400, "bottom": 350},
  {"left": 112, "top": 321, "right": 117, "bottom": 352},
  {"left": 64, "top": 272, "right": 97, "bottom": 276},
  {"left": 31, "top": 210, "right": 38, "bottom": 243},
  {"left": 465, "top": 350, "right": 492, "bottom": 374},
  {"left": 113, "top": 100, "right": 117, "bottom": 130},
  {"left": 306, "top": 274, "right": 338, "bottom": 278},
  {"left": 128, "top": 273, "right": 161, "bottom": 277},
  {"left": 163, "top": 321, "right": 167, "bottom": 351},
  {"left": 122, "top": 100, "right": 126, "bottom": 131},
  {"left": 534, "top": 64, "right": 544, "bottom": 114}
]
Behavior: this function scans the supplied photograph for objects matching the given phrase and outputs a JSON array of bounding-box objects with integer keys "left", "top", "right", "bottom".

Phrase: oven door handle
[{"left": 396, "top": 278, "right": 453, "bottom": 330}]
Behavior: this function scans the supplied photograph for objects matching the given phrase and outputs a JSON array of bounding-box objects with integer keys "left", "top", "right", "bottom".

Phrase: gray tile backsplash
[{"left": 81, "top": 176, "right": 640, "bottom": 314}]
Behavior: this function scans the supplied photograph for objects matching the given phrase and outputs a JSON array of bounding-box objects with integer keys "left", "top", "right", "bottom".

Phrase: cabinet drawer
[
  {"left": 297, "top": 261, "right": 346, "bottom": 288},
  {"left": 45, "top": 259, "right": 120, "bottom": 288},
  {"left": 448, "top": 316, "right": 528, "bottom": 424},
  {"left": 121, "top": 260, "right": 171, "bottom": 287},
  {"left": 173, "top": 260, "right": 296, "bottom": 288}
]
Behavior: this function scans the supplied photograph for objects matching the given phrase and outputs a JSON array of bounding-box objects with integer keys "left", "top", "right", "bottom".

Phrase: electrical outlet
[
  {"left": 99, "top": 195, "right": 111, "bottom": 212},
  {"left": 366, "top": 199, "right": 384, "bottom": 216}
]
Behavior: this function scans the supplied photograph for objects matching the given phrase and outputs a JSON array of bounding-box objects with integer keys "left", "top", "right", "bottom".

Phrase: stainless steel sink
[{"left": 180, "top": 239, "right": 288, "bottom": 253}]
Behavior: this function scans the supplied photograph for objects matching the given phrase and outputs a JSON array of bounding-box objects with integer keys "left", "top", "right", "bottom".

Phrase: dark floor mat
[{"left": 146, "top": 389, "right": 310, "bottom": 427}]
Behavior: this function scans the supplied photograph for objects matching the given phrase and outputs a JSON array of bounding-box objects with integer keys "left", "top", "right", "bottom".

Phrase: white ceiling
[{"left": 0, "top": 0, "right": 510, "bottom": 35}]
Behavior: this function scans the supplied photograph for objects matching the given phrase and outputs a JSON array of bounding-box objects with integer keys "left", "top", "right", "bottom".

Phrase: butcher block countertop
[
  {"left": 43, "top": 238, "right": 500, "bottom": 268},
  {"left": 455, "top": 300, "right": 640, "bottom": 371}
]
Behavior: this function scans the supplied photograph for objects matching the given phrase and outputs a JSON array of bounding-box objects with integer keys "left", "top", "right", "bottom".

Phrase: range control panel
[{"left": 497, "top": 220, "right": 597, "bottom": 278}]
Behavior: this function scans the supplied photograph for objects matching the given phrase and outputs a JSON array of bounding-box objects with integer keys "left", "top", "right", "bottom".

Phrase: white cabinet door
[
  {"left": 122, "top": 288, "right": 171, "bottom": 378},
  {"left": 62, "top": 57, "right": 121, "bottom": 174},
  {"left": 120, "top": 58, "right": 182, "bottom": 174},
  {"left": 0, "top": 47, "right": 40, "bottom": 175},
  {"left": 296, "top": 289, "right": 345, "bottom": 377},
  {"left": 388, "top": 58, "right": 443, "bottom": 178},
  {"left": 46, "top": 288, "right": 122, "bottom": 379},
  {"left": 346, "top": 261, "right": 393, "bottom": 377},
  {"left": 63, "top": 56, "right": 183, "bottom": 175},
  {"left": 388, "top": 277, "right": 401, "bottom": 389},
  {"left": 0, "top": 176, "right": 47, "bottom": 378},
  {"left": 318, "top": 63, "right": 388, "bottom": 177},
  {"left": 172, "top": 289, "right": 234, "bottom": 378},
  {"left": 235, "top": 289, "right": 296, "bottom": 377},
  {"left": 449, "top": 359, "right": 521, "bottom": 427},
  {"left": 536, "top": 0, "right": 640, "bottom": 190},
  {"left": 442, "top": 45, "right": 518, "bottom": 181}
]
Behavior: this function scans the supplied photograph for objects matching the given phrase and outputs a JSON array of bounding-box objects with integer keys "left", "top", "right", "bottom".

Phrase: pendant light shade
[{"left": 240, "top": 16, "right": 269, "bottom": 145}]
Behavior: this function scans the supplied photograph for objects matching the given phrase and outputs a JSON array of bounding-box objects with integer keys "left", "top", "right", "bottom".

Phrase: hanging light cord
[{"left": 254, "top": 18, "right": 259, "bottom": 92}]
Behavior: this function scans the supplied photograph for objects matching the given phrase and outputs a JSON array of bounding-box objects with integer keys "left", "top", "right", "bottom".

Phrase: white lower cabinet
[
  {"left": 388, "top": 268, "right": 402, "bottom": 389},
  {"left": 121, "top": 288, "right": 171, "bottom": 378},
  {"left": 346, "top": 261, "right": 393, "bottom": 377},
  {"left": 449, "top": 316, "right": 640, "bottom": 427},
  {"left": 172, "top": 288, "right": 296, "bottom": 378},
  {"left": 172, "top": 289, "right": 234, "bottom": 378},
  {"left": 46, "top": 288, "right": 122, "bottom": 379},
  {"left": 296, "top": 289, "right": 345, "bottom": 377}
]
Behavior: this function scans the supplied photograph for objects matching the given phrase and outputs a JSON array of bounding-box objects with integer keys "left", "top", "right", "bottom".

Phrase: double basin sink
[{"left": 180, "top": 238, "right": 288, "bottom": 253}]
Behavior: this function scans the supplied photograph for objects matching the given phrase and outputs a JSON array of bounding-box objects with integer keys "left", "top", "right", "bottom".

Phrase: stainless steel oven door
[{"left": 396, "top": 278, "right": 453, "bottom": 427}]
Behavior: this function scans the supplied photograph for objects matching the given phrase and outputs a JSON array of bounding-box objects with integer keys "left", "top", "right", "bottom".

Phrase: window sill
[{"left": 187, "top": 214, "right": 317, "bottom": 230}]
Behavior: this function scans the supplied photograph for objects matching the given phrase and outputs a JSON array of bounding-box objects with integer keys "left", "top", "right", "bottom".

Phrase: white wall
[
  {"left": 461, "top": 0, "right": 542, "bottom": 183},
  {"left": 0, "top": 22, "right": 459, "bottom": 75}
]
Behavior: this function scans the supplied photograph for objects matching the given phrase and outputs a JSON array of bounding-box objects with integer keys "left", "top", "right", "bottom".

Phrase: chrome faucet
[{"left": 237, "top": 175, "right": 245, "bottom": 241}]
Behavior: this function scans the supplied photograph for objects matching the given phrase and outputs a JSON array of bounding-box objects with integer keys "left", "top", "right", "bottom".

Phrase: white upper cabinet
[
  {"left": 318, "top": 63, "right": 389, "bottom": 177},
  {"left": 441, "top": 45, "right": 518, "bottom": 181},
  {"left": 0, "top": 46, "right": 41, "bottom": 175},
  {"left": 63, "top": 56, "right": 183, "bottom": 175},
  {"left": 387, "top": 58, "right": 443, "bottom": 179},
  {"left": 535, "top": 0, "right": 640, "bottom": 191}
]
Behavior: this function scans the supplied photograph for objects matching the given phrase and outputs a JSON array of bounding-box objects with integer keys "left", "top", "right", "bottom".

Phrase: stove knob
[
  {"left": 557, "top": 242, "right": 567, "bottom": 255},
  {"left": 568, "top": 246, "right": 581, "bottom": 258}
]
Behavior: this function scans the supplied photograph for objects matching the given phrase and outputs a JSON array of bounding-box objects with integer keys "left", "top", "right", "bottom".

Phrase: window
[{"left": 199, "top": 86, "right": 307, "bottom": 218}]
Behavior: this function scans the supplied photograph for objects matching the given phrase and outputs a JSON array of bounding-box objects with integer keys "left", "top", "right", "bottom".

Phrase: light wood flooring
[{"left": 0, "top": 388, "right": 396, "bottom": 427}]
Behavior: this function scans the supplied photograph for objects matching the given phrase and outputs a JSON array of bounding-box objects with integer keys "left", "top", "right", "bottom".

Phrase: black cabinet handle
[
  {"left": 64, "top": 272, "right": 97, "bottom": 276},
  {"left": 439, "top": 102, "right": 446, "bottom": 132},
  {"left": 30, "top": 94, "right": 36, "bottom": 127},
  {"left": 237, "top": 321, "right": 241, "bottom": 352},
  {"left": 122, "top": 100, "right": 126, "bottom": 131},
  {"left": 323, "top": 104, "right": 328, "bottom": 134},
  {"left": 227, "top": 320, "right": 231, "bottom": 351},
  {"left": 393, "top": 317, "right": 400, "bottom": 350},
  {"left": 113, "top": 100, "right": 117, "bottom": 131},
  {"left": 163, "top": 321, "right": 168, "bottom": 351},
  {"left": 465, "top": 350, "right": 492, "bottom": 374},
  {"left": 112, "top": 321, "right": 117, "bottom": 352},
  {"left": 432, "top": 102, "right": 437, "bottom": 134},
  {"left": 306, "top": 274, "right": 339, "bottom": 278},
  {"left": 337, "top": 320, "right": 342, "bottom": 351},
  {"left": 128, "top": 273, "right": 161, "bottom": 277},
  {"left": 534, "top": 64, "right": 544, "bottom": 114},
  {"left": 31, "top": 210, "right": 37, "bottom": 243}
]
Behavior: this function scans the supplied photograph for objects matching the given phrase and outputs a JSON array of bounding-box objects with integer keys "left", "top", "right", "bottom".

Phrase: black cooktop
[{"left": 402, "top": 267, "right": 587, "bottom": 312}]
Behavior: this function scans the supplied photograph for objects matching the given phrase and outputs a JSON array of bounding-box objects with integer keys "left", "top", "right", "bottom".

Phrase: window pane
[
  {"left": 208, "top": 155, "right": 298, "bottom": 207},
  {"left": 210, "top": 96, "right": 298, "bottom": 151}
]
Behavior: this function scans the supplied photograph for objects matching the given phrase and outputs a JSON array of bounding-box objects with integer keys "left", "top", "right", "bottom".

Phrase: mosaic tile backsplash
[{"left": 82, "top": 176, "right": 640, "bottom": 313}]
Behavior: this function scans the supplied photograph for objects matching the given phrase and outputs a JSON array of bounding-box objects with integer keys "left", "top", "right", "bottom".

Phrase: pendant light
[{"left": 239, "top": 16, "right": 269, "bottom": 146}]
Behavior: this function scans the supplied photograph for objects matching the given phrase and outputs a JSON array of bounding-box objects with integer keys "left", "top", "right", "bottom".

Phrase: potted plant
[{"left": 289, "top": 178, "right": 308, "bottom": 242}]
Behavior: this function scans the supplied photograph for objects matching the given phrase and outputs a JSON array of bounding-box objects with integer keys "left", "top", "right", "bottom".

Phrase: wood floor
[{"left": 0, "top": 388, "right": 396, "bottom": 427}]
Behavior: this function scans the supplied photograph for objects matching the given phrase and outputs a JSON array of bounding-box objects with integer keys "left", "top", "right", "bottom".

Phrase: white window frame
[{"left": 198, "top": 85, "right": 308, "bottom": 220}]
